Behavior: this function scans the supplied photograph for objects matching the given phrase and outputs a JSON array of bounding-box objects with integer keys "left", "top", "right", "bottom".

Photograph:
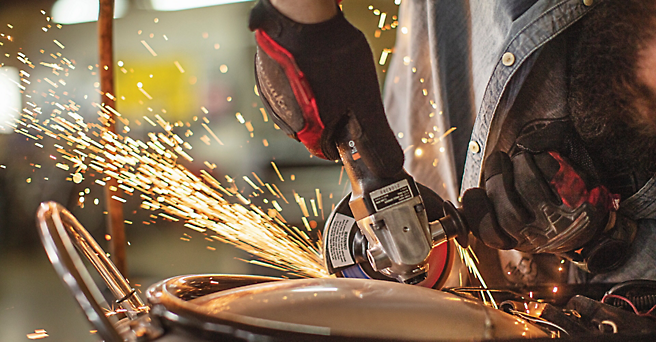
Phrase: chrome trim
[{"left": 36, "top": 201, "right": 148, "bottom": 341}]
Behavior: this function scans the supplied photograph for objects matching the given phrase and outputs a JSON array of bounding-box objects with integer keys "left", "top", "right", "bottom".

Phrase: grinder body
[
  {"left": 328, "top": 115, "right": 469, "bottom": 285},
  {"left": 334, "top": 117, "right": 433, "bottom": 284}
]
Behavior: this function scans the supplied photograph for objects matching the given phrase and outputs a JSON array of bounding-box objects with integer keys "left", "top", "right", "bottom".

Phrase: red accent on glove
[
  {"left": 255, "top": 30, "right": 326, "bottom": 158},
  {"left": 548, "top": 152, "right": 616, "bottom": 211}
]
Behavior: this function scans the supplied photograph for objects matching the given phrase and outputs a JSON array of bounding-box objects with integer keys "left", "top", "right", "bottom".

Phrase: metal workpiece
[
  {"left": 116, "top": 315, "right": 165, "bottom": 342},
  {"left": 36, "top": 202, "right": 157, "bottom": 342},
  {"left": 357, "top": 196, "right": 433, "bottom": 283},
  {"left": 38, "top": 202, "right": 146, "bottom": 317}
]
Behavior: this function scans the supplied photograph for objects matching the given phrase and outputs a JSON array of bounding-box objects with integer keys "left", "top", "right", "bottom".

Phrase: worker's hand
[
  {"left": 461, "top": 118, "right": 618, "bottom": 255},
  {"left": 249, "top": 0, "right": 403, "bottom": 173}
]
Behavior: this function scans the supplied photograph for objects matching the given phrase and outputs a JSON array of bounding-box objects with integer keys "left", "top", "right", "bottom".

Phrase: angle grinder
[
  {"left": 248, "top": 0, "right": 471, "bottom": 288},
  {"left": 321, "top": 115, "right": 471, "bottom": 288}
]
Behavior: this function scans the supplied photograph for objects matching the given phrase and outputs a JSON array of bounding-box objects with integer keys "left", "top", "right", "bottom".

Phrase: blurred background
[{"left": 0, "top": 0, "right": 399, "bottom": 340}]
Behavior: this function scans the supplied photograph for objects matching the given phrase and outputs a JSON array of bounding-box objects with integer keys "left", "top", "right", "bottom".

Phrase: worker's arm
[{"left": 249, "top": 0, "right": 403, "bottom": 177}]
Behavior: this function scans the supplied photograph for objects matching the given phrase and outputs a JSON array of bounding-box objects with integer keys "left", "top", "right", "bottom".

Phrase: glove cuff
[{"left": 249, "top": 0, "right": 353, "bottom": 56}]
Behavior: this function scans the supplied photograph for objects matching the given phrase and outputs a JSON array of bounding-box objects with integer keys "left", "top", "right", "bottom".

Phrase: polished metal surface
[
  {"left": 36, "top": 201, "right": 150, "bottom": 342},
  {"left": 147, "top": 274, "right": 282, "bottom": 303},
  {"left": 151, "top": 277, "right": 549, "bottom": 340},
  {"left": 36, "top": 202, "right": 124, "bottom": 341},
  {"left": 429, "top": 220, "right": 448, "bottom": 246},
  {"left": 146, "top": 274, "right": 286, "bottom": 340}
]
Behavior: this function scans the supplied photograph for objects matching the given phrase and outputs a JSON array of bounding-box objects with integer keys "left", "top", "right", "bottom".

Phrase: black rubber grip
[{"left": 461, "top": 188, "right": 517, "bottom": 249}]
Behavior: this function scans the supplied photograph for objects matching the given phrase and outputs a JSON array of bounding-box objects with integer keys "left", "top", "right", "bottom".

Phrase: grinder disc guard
[{"left": 322, "top": 184, "right": 455, "bottom": 289}]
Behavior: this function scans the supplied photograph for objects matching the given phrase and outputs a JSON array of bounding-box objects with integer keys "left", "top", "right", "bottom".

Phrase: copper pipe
[{"left": 99, "top": 0, "right": 127, "bottom": 276}]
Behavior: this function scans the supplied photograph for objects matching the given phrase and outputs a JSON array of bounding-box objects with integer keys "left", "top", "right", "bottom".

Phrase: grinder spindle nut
[
  {"left": 367, "top": 245, "right": 392, "bottom": 271},
  {"left": 442, "top": 201, "right": 470, "bottom": 248}
]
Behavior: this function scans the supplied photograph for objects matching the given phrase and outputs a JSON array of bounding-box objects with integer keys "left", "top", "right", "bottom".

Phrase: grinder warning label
[
  {"left": 370, "top": 179, "right": 413, "bottom": 212},
  {"left": 327, "top": 213, "right": 356, "bottom": 268}
]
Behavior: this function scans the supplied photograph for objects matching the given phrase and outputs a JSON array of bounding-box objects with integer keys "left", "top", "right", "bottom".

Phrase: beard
[{"left": 568, "top": 0, "right": 656, "bottom": 179}]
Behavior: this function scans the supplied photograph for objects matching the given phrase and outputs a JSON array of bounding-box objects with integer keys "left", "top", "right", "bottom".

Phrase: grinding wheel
[{"left": 322, "top": 183, "right": 456, "bottom": 289}]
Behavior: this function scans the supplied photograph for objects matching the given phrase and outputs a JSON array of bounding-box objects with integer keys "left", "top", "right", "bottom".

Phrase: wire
[
  {"left": 602, "top": 293, "right": 656, "bottom": 318},
  {"left": 607, "top": 280, "right": 656, "bottom": 296},
  {"left": 445, "top": 287, "right": 527, "bottom": 298},
  {"left": 508, "top": 309, "right": 570, "bottom": 336},
  {"left": 644, "top": 305, "right": 656, "bottom": 316},
  {"left": 599, "top": 320, "right": 618, "bottom": 333},
  {"left": 602, "top": 294, "right": 640, "bottom": 314}
]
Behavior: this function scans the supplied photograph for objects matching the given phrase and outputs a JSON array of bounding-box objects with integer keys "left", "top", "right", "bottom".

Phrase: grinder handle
[{"left": 334, "top": 113, "right": 415, "bottom": 221}]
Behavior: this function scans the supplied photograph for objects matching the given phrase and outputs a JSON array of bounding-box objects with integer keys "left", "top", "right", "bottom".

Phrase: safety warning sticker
[
  {"left": 327, "top": 213, "right": 356, "bottom": 268},
  {"left": 370, "top": 179, "right": 412, "bottom": 212}
]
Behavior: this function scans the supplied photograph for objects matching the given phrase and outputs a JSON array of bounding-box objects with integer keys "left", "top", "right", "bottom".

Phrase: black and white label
[
  {"left": 370, "top": 179, "right": 413, "bottom": 212},
  {"left": 327, "top": 213, "right": 356, "bottom": 268}
]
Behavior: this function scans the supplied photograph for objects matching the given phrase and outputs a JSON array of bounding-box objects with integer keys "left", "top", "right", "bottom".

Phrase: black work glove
[
  {"left": 462, "top": 118, "right": 619, "bottom": 255},
  {"left": 249, "top": 0, "right": 403, "bottom": 178}
]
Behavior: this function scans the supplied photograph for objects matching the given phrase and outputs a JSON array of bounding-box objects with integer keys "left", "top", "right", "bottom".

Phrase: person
[{"left": 248, "top": 0, "right": 656, "bottom": 285}]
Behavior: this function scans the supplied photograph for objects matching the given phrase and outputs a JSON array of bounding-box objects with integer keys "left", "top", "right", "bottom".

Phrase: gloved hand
[
  {"left": 249, "top": 0, "right": 403, "bottom": 178},
  {"left": 461, "top": 118, "right": 619, "bottom": 256}
]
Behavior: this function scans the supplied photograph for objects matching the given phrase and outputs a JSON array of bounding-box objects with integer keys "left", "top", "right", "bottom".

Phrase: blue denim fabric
[
  {"left": 619, "top": 177, "right": 656, "bottom": 221},
  {"left": 384, "top": 0, "right": 598, "bottom": 202}
]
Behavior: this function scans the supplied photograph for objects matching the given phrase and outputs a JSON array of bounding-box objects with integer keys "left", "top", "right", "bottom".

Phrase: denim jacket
[
  {"left": 384, "top": 0, "right": 598, "bottom": 200},
  {"left": 384, "top": 0, "right": 656, "bottom": 281}
]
